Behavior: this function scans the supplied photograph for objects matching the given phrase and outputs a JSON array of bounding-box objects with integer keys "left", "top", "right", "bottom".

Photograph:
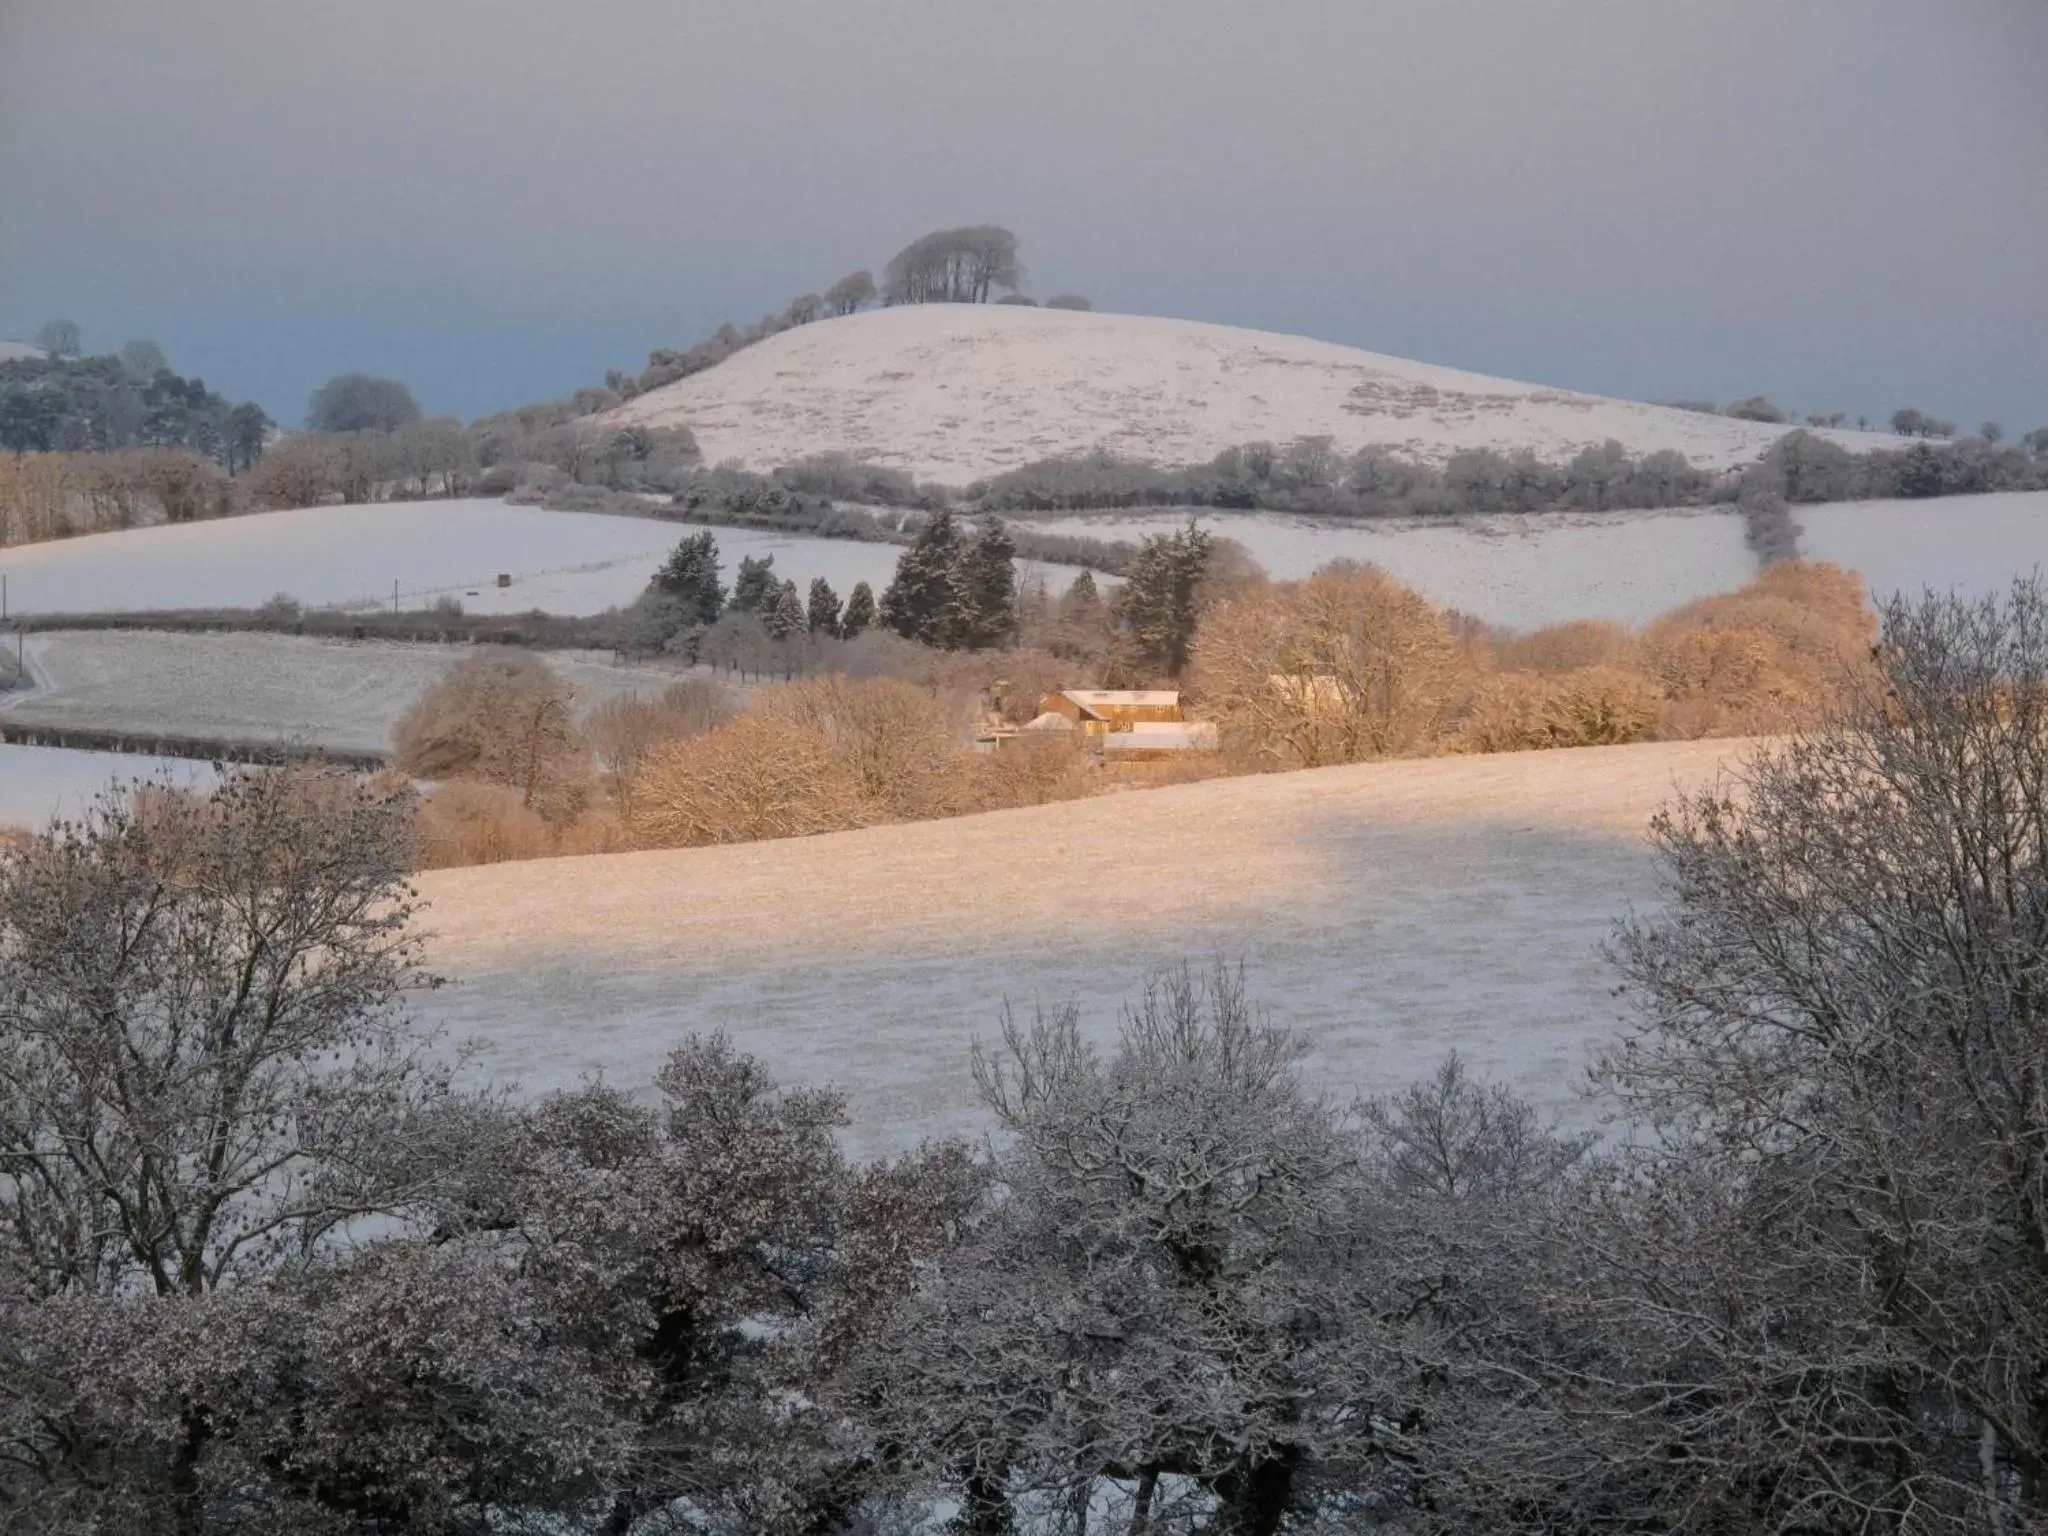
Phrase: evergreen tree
[
  {"left": 730, "top": 554, "right": 778, "bottom": 613},
  {"left": 842, "top": 581, "right": 877, "bottom": 638},
  {"left": 881, "top": 510, "right": 964, "bottom": 647},
  {"left": 1116, "top": 521, "right": 1214, "bottom": 676},
  {"left": 653, "top": 530, "right": 725, "bottom": 624},
  {"left": 765, "top": 578, "right": 807, "bottom": 641},
  {"left": 1059, "top": 569, "right": 1101, "bottom": 626},
  {"left": 952, "top": 516, "right": 1018, "bottom": 650},
  {"left": 806, "top": 577, "right": 842, "bottom": 637}
]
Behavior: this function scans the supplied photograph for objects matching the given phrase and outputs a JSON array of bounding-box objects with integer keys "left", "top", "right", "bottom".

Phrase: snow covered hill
[
  {"left": 415, "top": 737, "right": 1746, "bottom": 1153},
  {"left": 604, "top": 305, "right": 1897, "bottom": 484},
  {"left": 0, "top": 340, "right": 48, "bottom": 362}
]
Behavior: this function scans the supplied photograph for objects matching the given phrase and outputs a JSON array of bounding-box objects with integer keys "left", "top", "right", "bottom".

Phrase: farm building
[
  {"left": 1036, "top": 689, "right": 1183, "bottom": 734},
  {"left": 1100, "top": 722, "right": 1221, "bottom": 761}
]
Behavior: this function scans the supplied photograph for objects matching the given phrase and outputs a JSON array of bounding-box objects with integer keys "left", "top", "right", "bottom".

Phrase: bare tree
[
  {"left": 0, "top": 767, "right": 444, "bottom": 1303},
  {"left": 1593, "top": 577, "right": 2048, "bottom": 1532},
  {"left": 586, "top": 678, "right": 737, "bottom": 815},
  {"left": 32, "top": 319, "right": 80, "bottom": 358},
  {"left": 306, "top": 372, "right": 423, "bottom": 434},
  {"left": 825, "top": 269, "right": 877, "bottom": 315},
  {"left": 388, "top": 415, "right": 477, "bottom": 497},
  {"left": 883, "top": 226, "right": 1023, "bottom": 304},
  {"left": 1191, "top": 563, "right": 1466, "bottom": 765},
  {"left": 117, "top": 338, "right": 169, "bottom": 379},
  {"left": 392, "top": 652, "right": 588, "bottom": 814},
  {"left": 0, "top": 767, "right": 482, "bottom": 1527},
  {"left": 871, "top": 964, "right": 1428, "bottom": 1535}
]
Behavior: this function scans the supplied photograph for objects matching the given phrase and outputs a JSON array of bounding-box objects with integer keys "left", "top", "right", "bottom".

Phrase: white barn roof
[
  {"left": 1101, "top": 722, "right": 1219, "bottom": 753},
  {"left": 1063, "top": 690, "right": 1180, "bottom": 708}
]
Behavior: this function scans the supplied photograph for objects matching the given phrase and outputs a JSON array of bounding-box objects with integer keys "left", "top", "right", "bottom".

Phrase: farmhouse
[{"left": 1035, "top": 689, "right": 1183, "bottom": 735}]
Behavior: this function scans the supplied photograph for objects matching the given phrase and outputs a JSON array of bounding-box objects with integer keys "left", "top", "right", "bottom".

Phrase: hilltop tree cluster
[
  {"left": 880, "top": 224, "right": 1023, "bottom": 304},
  {"left": 7, "top": 580, "right": 2046, "bottom": 1530},
  {"left": 615, "top": 224, "right": 1083, "bottom": 400}
]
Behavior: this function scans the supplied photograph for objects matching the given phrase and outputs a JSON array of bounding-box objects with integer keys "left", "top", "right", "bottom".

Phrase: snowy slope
[
  {"left": 414, "top": 738, "right": 1745, "bottom": 1154},
  {"left": 1016, "top": 490, "right": 2047, "bottom": 630},
  {"left": 1799, "top": 490, "right": 2048, "bottom": 604},
  {"left": 605, "top": 305, "right": 1897, "bottom": 484},
  {"left": 3, "top": 631, "right": 728, "bottom": 755},
  {"left": 0, "top": 500, "right": 1042, "bottom": 617},
  {"left": 0, "top": 340, "right": 46, "bottom": 363},
  {"left": 1023, "top": 506, "right": 1758, "bottom": 628}
]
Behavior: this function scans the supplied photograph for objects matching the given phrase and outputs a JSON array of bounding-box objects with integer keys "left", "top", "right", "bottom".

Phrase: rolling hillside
[
  {"left": 604, "top": 305, "right": 1897, "bottom": 484},
  {"left": 414, "top": 737, "right": 1747, "bottom": 1153}
]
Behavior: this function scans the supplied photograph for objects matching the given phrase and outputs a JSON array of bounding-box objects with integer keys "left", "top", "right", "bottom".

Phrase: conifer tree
[
  {"left": 653, "top": 530, "right": 725, "bottom": 624},
  {"left": 952, "top": 515, "right": 1018, "bottom": 650},
  {"left": 842, "top": 581, "right": 877, "bottom": 638},
  {"left": 730, "top": 554, "right": 778, "bottom": 614},
  {"left": 1059, "top": 569, "right": 1101, "bottom": 625},
  {"left": 881, "top": 510, "right": 964, "bottom": 647},
  {"left": 806, "top": 577, "right": 842, "bottom": 637},
  {"left": 1115, "top": 520, "right": 1214, "bottom": 676},
  {"left": 765, "top": 578, "right": 807, "bottom": 641}
]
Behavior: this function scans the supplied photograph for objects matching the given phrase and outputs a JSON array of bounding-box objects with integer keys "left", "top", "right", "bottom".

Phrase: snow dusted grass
[
  {"left": 414, "top": 737, "right": 1747, "bottom": 1155},
  {"left": 0, "top": 744, "right": 216, "bottom": 830},
  {"left": 607, "top": 305, "right": 1897, "bottom": 483},
  {"left": 1800, "top": 490, "right": 2048, "bottom": 606},
  {"left": 1020, "top": 506, "right": 1759, "bottom": 629},
  {"left": 0, "top": 500, "right": 1018, "bottom": 619},
  {"left": 4, "top": 630, "right": 727, "bottom": 755}
]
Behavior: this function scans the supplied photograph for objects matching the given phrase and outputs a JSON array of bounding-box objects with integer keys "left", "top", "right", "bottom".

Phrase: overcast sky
[{"left": 3, "top": 0, "right": 2043, "bottom": 432}]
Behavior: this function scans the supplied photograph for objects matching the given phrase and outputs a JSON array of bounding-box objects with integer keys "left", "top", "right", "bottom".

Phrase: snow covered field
[
  {"left": 0, "top": 744, "right": 216, "bottom": 830},
  {"left": 0, "top": 340, "right": 46, "bottom": 363},
  {"left": 413, "top": 738, "right": 1745, "bottom": 1154},
  {"left": 1800, "top": 490, "right": 2047, "bottom": 604},
  {"left": 606, "top": 306, "right": 1896, "bottom": 484},
  {"left": 3, "top": 630, "right": 721, "bottom": 755},
  {"left": 1023, "top": 506, "right": 1758, "bottom": 629},
  {"left": 0, "top": 501, "right": 997, "bottom": 618},
  {"left": 1018, "top": 490, "right": 2045, "bottom": 630}
]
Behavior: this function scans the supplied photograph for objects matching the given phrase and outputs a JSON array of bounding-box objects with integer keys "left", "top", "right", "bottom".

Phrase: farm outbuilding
[
  {"left": 1099, "top": 722, "right": 1221, "bottom": 761},
  {"left": 1037, "top": 689, "right": 1183, "bottom": 734}
]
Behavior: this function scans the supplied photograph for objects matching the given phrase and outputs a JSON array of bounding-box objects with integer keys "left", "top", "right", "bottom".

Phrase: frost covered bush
[
  {"left": 1458, "top": 663, "right": 1662, "bottom": 752},
  {"left": 1494, "top": 616, "right": 1631, "bottom": 673},
  {"left": 585, "top": 677, "right": 739, "bottom": 816},
  {"left": 630, "top": 675, "right": 968, "bottom": 847},
  {"left": 1184, "top": 559, "right": 1878, "bottom": 762},
  {"left": 1638, "top": 559, "right": 1873, "bottom": 737},
  {"left": 413, "top": 778, "right": 629, "bottom": 868}
]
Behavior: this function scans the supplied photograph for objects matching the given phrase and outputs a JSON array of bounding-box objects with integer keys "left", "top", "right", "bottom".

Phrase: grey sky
[{"left": 3, "top": 0, "right": 2043, "bottom": 433}]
